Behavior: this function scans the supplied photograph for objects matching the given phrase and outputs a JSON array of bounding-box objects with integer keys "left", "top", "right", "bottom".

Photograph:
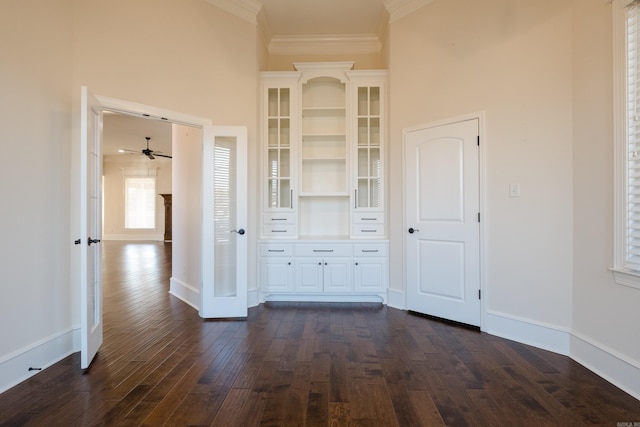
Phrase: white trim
[
  {"left": 169, "top": 277, "right": 200, "bottom": 310},
  {"left": 102, "top": 234, "right": 164, "bottom": 241},
  {"left": 610, "top": 267, "right": 640, "bottom": 290},
  {"left": 97, "top": 96, "right": 212, "bottom": 128},
  {"left": 383, "top": 0, "right": 434, "bottom": 24},
  {"left": 269, "top": 35, "right": 382, "bottom": 56},
  {"left": 402, "top": 111, "right": 487, "bottom": 330},
  {"left": 386, "top": 288, "right": 405, "bottom": 310},
  {"left": 248, "top": 289, "right": 260, "bottom": 308},
  {"left": 571, "top": 331, "right": 640, "bottom": 401},
  {"left": 485, "top": 310, "right": 571, "bottom": 355},
  {"left": 612, "top": 1, "right": 640, "bottom": 289},
  {"left": 0, "top": 328, "right": 79, "bottom": 394},
  {"left": 204, "top": 0, "right": 262, "bottom": 24},
  {"left": 263, "top": 293, "right": 385, "bottom": 303}
]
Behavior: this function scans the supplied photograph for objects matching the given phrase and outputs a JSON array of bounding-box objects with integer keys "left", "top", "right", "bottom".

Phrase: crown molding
[
  {"left": 205, "top": 0, "right": 262, "bottom": 24},
  {"left": 383, "top": 0, "right": 434, "bottom": 23},
  {"left": 269, "top": 34, "right": 382, "bottom": 55}
]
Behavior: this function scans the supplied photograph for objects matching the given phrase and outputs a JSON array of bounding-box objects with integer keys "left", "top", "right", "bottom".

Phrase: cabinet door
[
  {"left": 261, "top": 257, "right": 294, "bottom": 293},
  {"left": 295, "top": 258, "right": 324, "bottom": 292},
  {"left": 266, "top": 86, "right": 293, "bottom": 209},
  {"left": 353, "top": 258, "right": 386, "bottom": 292},
  {"left": 354, "top": 84, "right": 383, "bottom": 210},
  {"left": 323, "top": 257, "right": 353, "bottom": 293}
]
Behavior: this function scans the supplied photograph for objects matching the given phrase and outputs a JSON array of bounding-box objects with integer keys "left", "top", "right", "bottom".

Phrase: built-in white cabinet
[
  {"left": 259, "top": 241, "right": 388, "bottom": 301},
  {"left": 259, "top": 62, "right": 388, "bottom": 302}
]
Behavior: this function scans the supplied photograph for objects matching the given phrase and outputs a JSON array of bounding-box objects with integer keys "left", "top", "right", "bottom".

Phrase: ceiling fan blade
[{"left": 154, "top": 153, "right": 172, "bottom": 159}]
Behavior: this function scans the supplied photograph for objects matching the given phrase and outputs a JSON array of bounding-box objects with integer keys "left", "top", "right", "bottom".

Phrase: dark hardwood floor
[{"left": 1, "top": 241, "right": 639, "bottom": 426}]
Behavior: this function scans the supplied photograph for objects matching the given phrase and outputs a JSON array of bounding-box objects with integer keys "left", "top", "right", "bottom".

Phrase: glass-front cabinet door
[
  {"left": 267, "top": 87, "right": 292, "bottom": 209},
  {"left": 348, "top": 71, "right": 386, "bottom": 238},
  {"left": 262, "top": 73, "right": 300, "bottom": 238},
  {"left": 356, "top": 85, "right": 382, "bottom": 209}
]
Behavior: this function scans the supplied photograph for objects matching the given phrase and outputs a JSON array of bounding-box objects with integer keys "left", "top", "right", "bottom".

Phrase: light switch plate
[{"left": 509, "top": 183, "right": 520, "bottom": 198}]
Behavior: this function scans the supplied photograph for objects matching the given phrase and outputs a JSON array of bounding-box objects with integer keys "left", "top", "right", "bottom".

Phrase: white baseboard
[
  {"left": 169, "top": 277, "right": 199, "bottom": 310},
  {"left": 263, "top": 293, "right": 385, "bottom": 303},
  {"left": 103, "top": 234, "right": 164, "bottom": 241},
  {"left": 248, "top": 288, "right": 260, "bottom": 308},
  {"left": 570, "top": 332, "right": 640, "bottom": 401},
  {"left": 387, "top": 288, "right": 405, "bottom": 310},
  {"left": 484, "top": 309, "right": 571, "bottom": 355},
  {"left": 0, "top": 327, "right": 79, "bottom": 394}
]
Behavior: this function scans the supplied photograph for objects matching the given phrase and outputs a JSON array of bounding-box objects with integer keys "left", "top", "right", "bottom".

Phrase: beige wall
[
  {"left": 572, "top": 1, "right": 640, "bottom": 365},
  {"left": 389, "top": 0, "right": 575, "bottom": 329},
  {"left": 0, "top": 0, "right": 74, "bottom": 380}
]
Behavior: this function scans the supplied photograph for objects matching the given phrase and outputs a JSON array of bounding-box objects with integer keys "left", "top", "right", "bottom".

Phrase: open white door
[
  {"left": 201, "top": 126, "right": 248, "bottom": 318},
  {"left": 79, "top": 86, "right": 104, "bottom": 368},
  {"left": 404, "top": 118, "right": 481, "bottom": 327}
]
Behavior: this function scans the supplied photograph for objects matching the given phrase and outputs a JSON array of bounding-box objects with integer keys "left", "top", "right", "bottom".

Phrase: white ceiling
[{"left": 103, "top": 113, "right": 172, "bottom": 159}]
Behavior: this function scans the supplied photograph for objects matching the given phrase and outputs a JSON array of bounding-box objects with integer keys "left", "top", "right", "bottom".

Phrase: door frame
[
  {"left": 402, "top": 111, "right": 487, "bottom": 330},
  {"left": 91, "top": 95, "right": 212, "bottom": 304}
]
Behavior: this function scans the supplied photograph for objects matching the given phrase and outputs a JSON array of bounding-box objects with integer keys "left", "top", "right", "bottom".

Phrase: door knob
[
  {"left": 88, "top": 237, "right": 101, "bottom": 246},
  {"left": 408, "top": 228, "right": 419, "bottom": 234},
  {"left": 231, "top": 229, "right": 245, "bottom": 235}
]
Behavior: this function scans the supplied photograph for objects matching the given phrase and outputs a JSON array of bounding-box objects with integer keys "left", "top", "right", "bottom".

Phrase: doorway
[{"left": 403, "top": 116, "right": 482, "bottom": 327}]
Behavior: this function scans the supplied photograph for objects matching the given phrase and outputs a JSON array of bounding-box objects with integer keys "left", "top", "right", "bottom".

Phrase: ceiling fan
[{"left": 122, "top": 137, "right": 172, "bottom": 159}]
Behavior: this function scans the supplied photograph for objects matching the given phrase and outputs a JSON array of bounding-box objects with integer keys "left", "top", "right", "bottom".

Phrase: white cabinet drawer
[
  {"left": 352, "top": 224, "right": 384, "bottom": 237},
  {"left": 295, "top": 243, "right": 353, "bottom": 257},
  {"left": 263, "top": 213, "right": 296, "bottom": 224},
  {"left": 264, "top": 225, "right": 297, "bottom": 237},
  {"left": 352, "top": 213, "right": 384, "bottom": 224},
  {"left": 354, "top": 243, "right": 388, "bottom": 257},
  {"left": 260, "top": 243, "right": 294, "bottom": 256}
]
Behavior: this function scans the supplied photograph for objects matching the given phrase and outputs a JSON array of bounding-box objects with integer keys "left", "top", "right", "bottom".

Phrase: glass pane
[
  {"left": 214, "top": 136, "right": 237, "bottom": 297},
  {"left": 268, "top": 119, "right": 278, "bottom": 147},
  {"left": 268, "top": 178, "right": 279, "bottom": 208},
  {"left": 268, "top": 88, "right": 278, "bottom": 116},
  {"left": 268, "top": 149, "right": 279, "bottom": 178},
  {"left": 370, "top": 148, "right": 380, "bottom": 178},
  {"left": 280, "top": 149, "right": 290, "bottom": 177},
  {"left": 370, "top": 87, "right": 380, "bottom": 116},
  {"left": 370, "top": 118, "right": 380, "bottom": 146},
  {"left": 280, "top": 118, "right": 290, "bottom": 147},
  {"left": 358, "top": 118, "right": 368, "bottom": 146},
  {"left": 358, "top": 148, "right": 369, "bottom": 177},
  {"left": 370, "top": 178, "right": 380, "bottom": 208},
  {"left": 280, "top": 88, "right": 290, "bottom": 116},
  {"left": 280, "top": 179, "right": 291, "bottom": 207},
  {"left": 358, "top": 87, "right": 368, "bottom": 115},
  {"left": 358, "top": 179, "right": 369, "bottom": 207}
]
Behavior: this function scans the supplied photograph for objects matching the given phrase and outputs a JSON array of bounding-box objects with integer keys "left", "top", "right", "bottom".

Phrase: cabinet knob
[{"left": 355, "top": 262, "right": 359, "bottom": 266}]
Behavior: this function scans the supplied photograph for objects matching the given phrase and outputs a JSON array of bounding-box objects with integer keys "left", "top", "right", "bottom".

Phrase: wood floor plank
[{"left": 1, "top": 241, "right": 639, "bottom": 426}]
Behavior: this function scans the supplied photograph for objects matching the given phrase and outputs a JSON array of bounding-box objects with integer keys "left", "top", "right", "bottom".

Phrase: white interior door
[
  {"left": 79, "top": 86, "right": 104, "bottom": 368},
  {"left": 201, "top": 126, "right": 248, "bottom": 318},
  {"left": 404, "top": 118, "right": 481, "bottom": 326}
]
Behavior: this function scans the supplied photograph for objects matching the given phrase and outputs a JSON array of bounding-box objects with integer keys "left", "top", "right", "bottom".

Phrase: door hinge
[
  {"left": 477, "top": 135, "right": 480, "bottom": 146},
  {"left": 478, "top": 212, "right": 480, "bottom": 222},
  {"left": 74, "top": 239, "right": 81, "bottom": 245},
  {"left": 478, "top": 289, "right": 481, "bottom": 299}
]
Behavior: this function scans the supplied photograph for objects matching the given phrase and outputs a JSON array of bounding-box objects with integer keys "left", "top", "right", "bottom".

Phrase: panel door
[
  {"left": 79, "top": 86, "right": 104, "bottom": 369},
  {"left": 404, "top": 119, "right": 481, "bottom": 326},
  {"left": 353, "top": 258, "right": 385, "bottom": 292},
  {"left": 295, "top": 258, "right": 324, "bottom": 292},
  {"left": 323, "top": 257, "right": 352, "bottom": 293},
  {"left": 261, "top": 258, "right": 294, "bottom": 292}
]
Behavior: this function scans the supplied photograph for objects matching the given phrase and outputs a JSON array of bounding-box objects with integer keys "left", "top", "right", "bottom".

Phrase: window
[
  {"left": 124, "top": 177, "right": 156, "bottom": 229},
  {"left": 613, "top": 0, "right": 640, "bottom": 289}
]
